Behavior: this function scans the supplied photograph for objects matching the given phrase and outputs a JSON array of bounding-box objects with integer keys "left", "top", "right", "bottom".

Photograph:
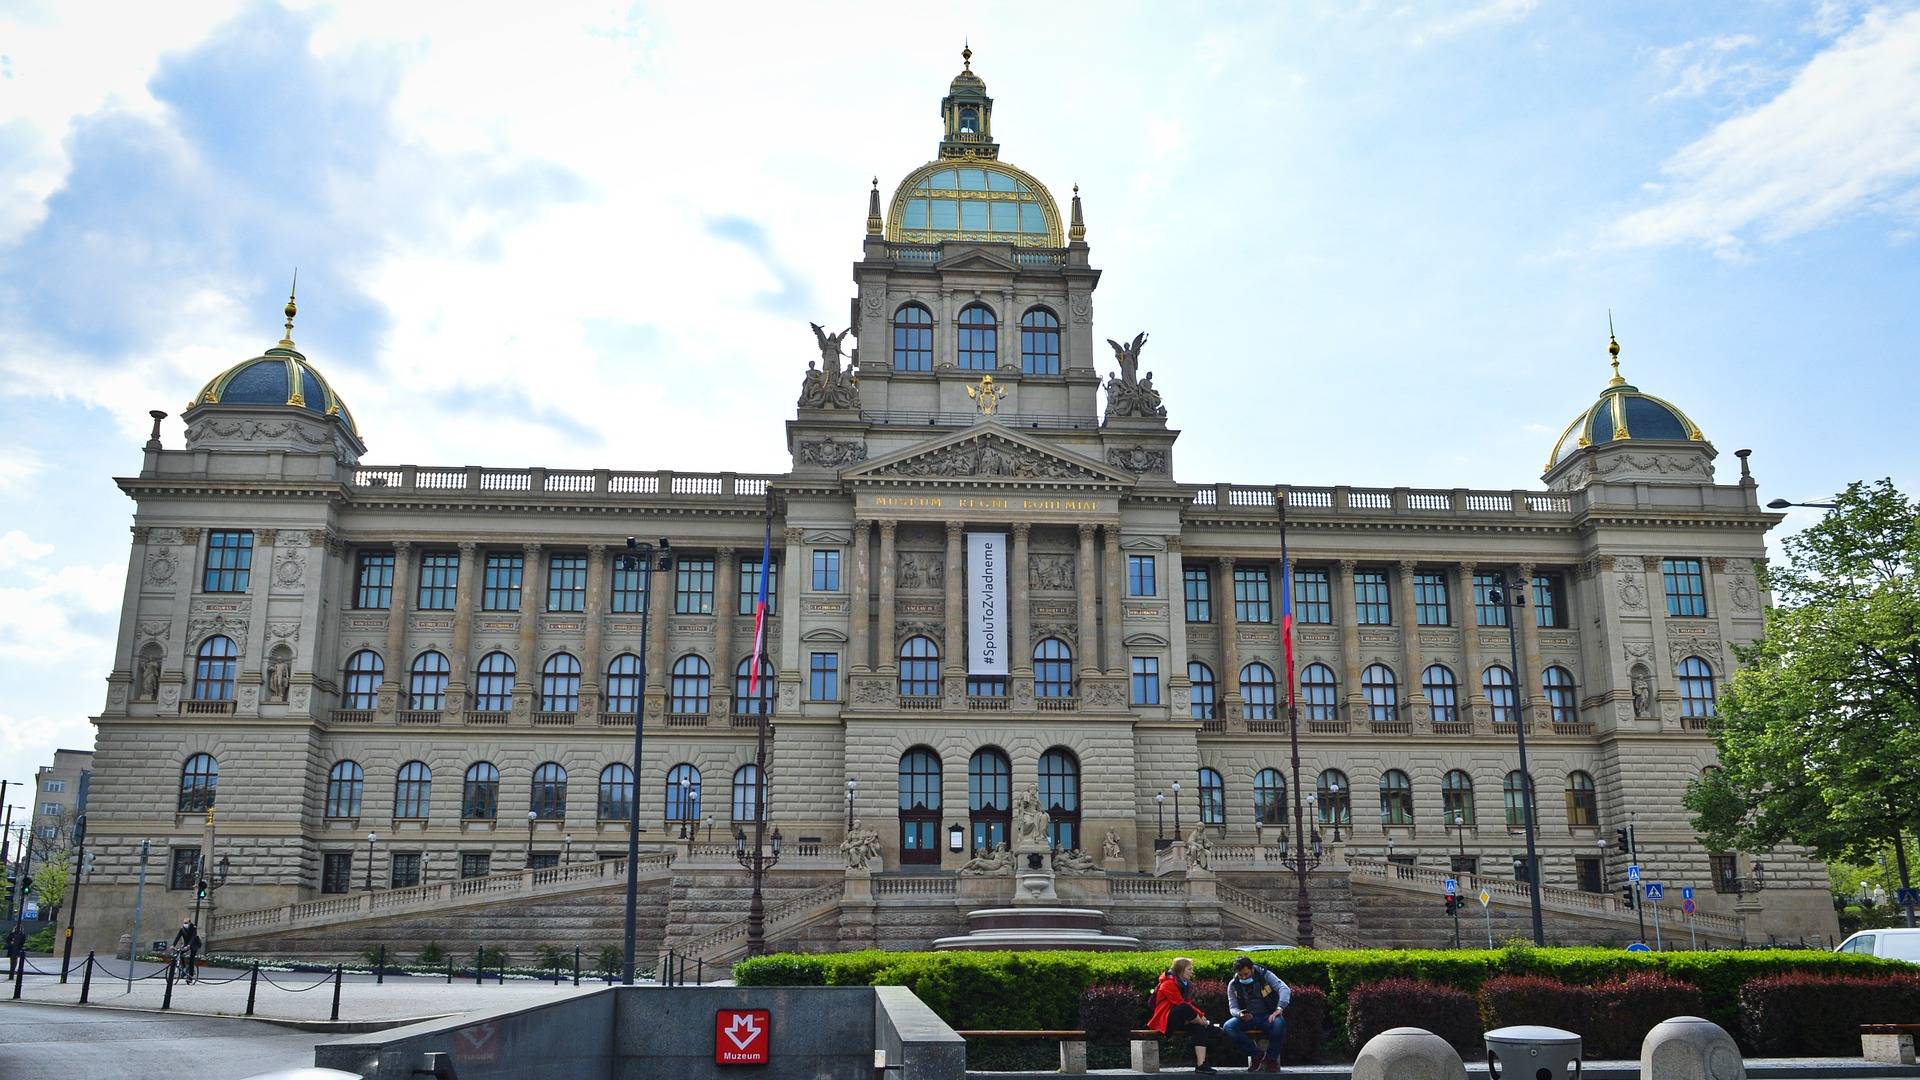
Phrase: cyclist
[{"left": 171, "top": 919, "right": 201, "bottom": 983}]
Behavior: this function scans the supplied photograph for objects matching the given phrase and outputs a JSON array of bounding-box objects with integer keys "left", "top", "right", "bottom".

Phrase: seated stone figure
[{"left": 959, "top": 842, "right": 1013, "bottom": 875}]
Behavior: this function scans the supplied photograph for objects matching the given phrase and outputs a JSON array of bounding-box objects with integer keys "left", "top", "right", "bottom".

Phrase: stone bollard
[
  {"left": 1861, "top": 1027, "right": 1918, "bottom": 1066},
  {"left": 1058, "top": 1037, "right": 1088, "bottom": 1073},
  {"left": 1642, "top": 1016, "right": 1745, "bottom": 1080},
  {"left": 1130, "top": 1035, "right": 1161, "bottom": 1073},
  {"left": 1352, "top": 1027, "right": 1468, "bottom": 1080}
]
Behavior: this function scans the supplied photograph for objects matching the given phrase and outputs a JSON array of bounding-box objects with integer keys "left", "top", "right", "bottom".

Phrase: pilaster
[
  {"left": 514, "top": 543, "right": 541, "bottom": 718},
  {"left": 713, "top": 547, "right": 738, "bottom": 715},
  {"left": 1397, "top": 560, "right": 1428, "bottom": 724},
  {"left": 581, "top": 544, "right": 608, "bottom": 715},
  {"left": 1076, "top": 524, "right": 1098, "bottom": 677},
  {"left": 877, "top": 522, "right": 898, "bottom": 670},
  {"left": 942, "top": 521, "right": 964, "bottom": 681},
  {"left": 379, "top": 539, "right": 414, "bottom": 716},
  {"left": 1219, "top": 557, "right": 1242, "bottom": 713},
  {"left": 1457, "top": 561, "right": 1485, "bottom": 715},
  {"left": 1337, "top": 559, "right": 1364, "bottom": 719},
  {"left": 1102, "top": 524, "right": 1124, "bottom": 674},
  {"left": 1009, "top": 523, "right": 1032, "bottom": 674},
  {"left": 1515, "top": 562, "right": 1542, "bottom": 724},
  {"left": 850, "top": 520, "right": 873, "bottom": 672}
]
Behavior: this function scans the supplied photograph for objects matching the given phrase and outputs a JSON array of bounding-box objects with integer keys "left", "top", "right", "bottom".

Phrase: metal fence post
[
  {"left": 247, "top": 963, "right": 259, "bottom": 1016},
  {"left": 10, "top": 961, "right": 22, "bottom": 1000},
  {"left": 79, "top": 952, "right": 93, "bottom": 1003},
  {"left": 375, "top": 944, "right": 385, "bottom": 985},
  {"left": 330, "top": 964, "right": 342, "bottom": 1022},
  {"left": 573, "top": 946, "right": 581, "bottom": 987},
  {"left": 446, "top": 958, "right": 453, "bottom": 985},
  {"left": 161, "top": 957, "right": 175, "bottom": 1011},
  {"left": 474, "top": 948, "right": 483, "bottom": 986}
]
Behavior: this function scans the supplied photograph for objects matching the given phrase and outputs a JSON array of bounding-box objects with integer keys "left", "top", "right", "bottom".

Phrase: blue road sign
[
  {"left": 1897, "top": 887, "right": 1920, "bottom": 907},
  {"left": 1644, "top": 882, "right": 1665, "bottom": 900},
  {"left": 1626, "top": 942, "right": 1652, "bottom": 952},
  {"left": 1444, "top": 878, "right": 1458, "bottom": 895},
  {"left": 1680, "top": 886, "right": 1694, "bottom": 901},
  {"left": 1682, "top": 898, "right": 1697, "bottom": 915},
  {"left": 1627, "top": 863, "right": 1642, "bottom": 881}
]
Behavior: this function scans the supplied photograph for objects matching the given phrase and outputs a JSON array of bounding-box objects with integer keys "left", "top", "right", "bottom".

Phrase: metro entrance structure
[{"left": 71, "top": 50, "right": 1837, "bottom": 964}]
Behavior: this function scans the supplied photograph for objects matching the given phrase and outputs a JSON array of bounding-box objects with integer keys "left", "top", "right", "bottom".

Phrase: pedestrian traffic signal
[
  {"left": 1444, "top": 896, "right": 1457, "bottom": 915},
  {"left": 1621, "top": 886, "right": 1637, "bottom": 909},
  {"left": 1613, "top": 827, "right": 1631, "bottom": 853},
  {"left": 196, "top": 880, "right": 208, "bottom": 901}
]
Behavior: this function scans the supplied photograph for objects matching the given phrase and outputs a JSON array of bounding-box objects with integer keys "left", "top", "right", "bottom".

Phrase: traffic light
[
  {"left": 1613, "top": 828, "right": 1630, "bottom": 853},
  {"left": 1444, "top": 896, "right": 1458, "bottom": 915},
  {"left": 196, "top": 880, "right": 209, "bottom": 902},
  {"left": 1621, "top": 885, "right": 1637, "bottom": 909}
]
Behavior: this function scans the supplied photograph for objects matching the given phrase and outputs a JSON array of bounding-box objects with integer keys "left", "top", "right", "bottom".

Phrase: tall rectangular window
[
  {"left": 738, "top": 558, "right": 777, "bottom": 615},
  {"left": 811, "top": 549, "right": 841, "bottom": 591},
  {"left": 482, "top": 552, "right": 523, "bottom": 611},
  {"left": 809, "top": 652, "right": 839, "bottom": 701},
  {"left": 460, "top": 852, "right": 491, "bottom": 879},
  {"left": 202, "top": 531, "right": 253, "bottom": 592},
  {"left": 1473, "top": 573, "right": 1509, "bottom": 627},
  {"left": 355, "top": 551, "right": 395, "bottom": 609},
  {"left": 1233, "top": 567, "right": 1273, "bottom": 623},
  {"left": 1662, "top": 558, "right": 1708, "bottom": 617},
  {"left": 1413, "top": 572, "right": 1450, "bottom": 626},
  {"left": 547, "top": 553, "right": 587, "bottom": 612},
  {"left": 416, "top": 552, "right": 459, "bottom": 610},
  {"left": 1353, "top": 570, "right": 1392, "bottom": 625},
  {"left": 1293, "top": 568, "right": 1332, "bottom": 624},
  {"left": 611, "top": 558, "right": 648, "bottom": 613},
  {"left": 389, "top": 852, "right": 422, "bottom": 889},
  {"left": 320, "top": 852, "right": 352, "bottom": 894},
  {"left": 675, "top": 557, "right": 716, "bottom": 614},
  {"left": 1130, "top": 656, "right": 1161, "bottom": 705},
  {"left": 1127, "top": 554, "right": 1156, "bottom": 597},
  {"left": 1532, "top": 572, "right": 1566, "bottom": 628},
  {"left": 1183, "top": 566, "right": 1212, "bottom": 622}
]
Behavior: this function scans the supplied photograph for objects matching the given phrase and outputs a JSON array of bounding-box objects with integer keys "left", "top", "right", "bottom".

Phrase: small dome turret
[
  {"left": 1546, "top": 331, "right": 1705, "bottom": 470},
  {"left": 182, "top": 282, "right": 365, "bottom": 462}
]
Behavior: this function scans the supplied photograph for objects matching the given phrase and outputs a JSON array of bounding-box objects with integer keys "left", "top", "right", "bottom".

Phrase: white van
[{"left": 1835, "top": 927, "right": 1920, "bottom": 962}]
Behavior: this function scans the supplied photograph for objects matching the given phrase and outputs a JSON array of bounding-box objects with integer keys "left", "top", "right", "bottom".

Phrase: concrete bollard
[
  {"left": 1058, "top": 1038, "right": 1087, "bottom": 1073},
  {"left": 1352, "top": 1027, "right": 1468, "bottom": 1080},
  {"left": 1641, "top": 1016, "right": 1745, "bottom": 1080},
  {"left": 1129, "top": 1036, "right": 1161, "bottom": 1073},
  {"left": 1861, "top": 1028, "right": 1918, "bottom": 1066},
  {"left": 1486, "top": 1025, "right": 1581, "bottom": 1080}
]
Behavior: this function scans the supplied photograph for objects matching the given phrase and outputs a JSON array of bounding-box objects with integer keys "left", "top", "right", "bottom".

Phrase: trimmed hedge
[
  {"left": 1348, "top": 979, "right": 1480, "bottom": 1053},
  {"left": 1481, "top": 973, "right": 1703, "bottom": 1058},
  {"left": 1740, "top": 973, "right": 1920, "bottom": 1057}
]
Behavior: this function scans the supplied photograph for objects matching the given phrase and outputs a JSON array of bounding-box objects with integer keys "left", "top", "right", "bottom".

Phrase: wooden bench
[
  {"left": 1862, "top": 1024, "right": 1920, "bottom": 1065},
  {"left": 956, "top": 1026, "right": 1269, "bottom": 1074}
]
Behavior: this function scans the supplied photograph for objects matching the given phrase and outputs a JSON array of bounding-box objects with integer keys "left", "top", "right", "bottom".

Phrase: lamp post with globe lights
[{"left": 616, "top": 536, "right": 673, "bottom": 984}]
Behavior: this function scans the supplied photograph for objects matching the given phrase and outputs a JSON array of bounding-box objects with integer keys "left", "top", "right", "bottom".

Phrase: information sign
[
  {"left": 1680, "top": 886, "right": 1694, "bottom": 901},
  {"left": 1643, "top": 882, "right": 1665, "bottom": 900},
  {"left": 716, "top": 1009, "right": 771, "bottom": 1066},
  {"left": 1444, "top": 878, "right": 1458, "bottom": 896},
  {"left": 1627, "top": 863, "right": 1641, "bottom": 882}
]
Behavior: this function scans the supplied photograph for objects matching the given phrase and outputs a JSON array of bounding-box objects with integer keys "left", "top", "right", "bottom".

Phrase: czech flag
[
  {"left": 747, "top": 515, "right": 773, "bottom": 703},
  {"left": 1281, "top": 524, "right": 1295, "bottom": 709}
]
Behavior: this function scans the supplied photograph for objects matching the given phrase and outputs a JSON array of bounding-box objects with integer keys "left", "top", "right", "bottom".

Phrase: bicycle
[{"left": 170, "top": 944, "right": 199, "bottom": 984}]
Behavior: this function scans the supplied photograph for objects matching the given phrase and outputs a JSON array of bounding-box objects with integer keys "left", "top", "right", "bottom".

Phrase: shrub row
[{"left": 1739, "top": 974, "right": 1920, "bottom": 1057}]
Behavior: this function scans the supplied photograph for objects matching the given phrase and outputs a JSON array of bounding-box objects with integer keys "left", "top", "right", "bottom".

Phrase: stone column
[
  {"left": 877, "top": 522, "right": 898, "bottom": 670},
  {"left": 1514, "top": 562, "right": 1541, "bottom": 725},
  {"left": 646, "top": 548, "right": 671, "bottom": 690},
  {"left": 712, "top": 547, "right": 738, "bottom": 716},
  {"left": 445, "top": 541, "right": 475, "bottom": 710},
  {"left": 1337, "top": 559, "right": 1364, "bottom": 721},
  {"left": 1219, "top": 557, "right": 1241, "bottom": 701},
  {"left": 581, "top": 544, "right": 608, "bottom": 716},
  {"left": 1457, "top": 561, "right": 1484, "bottom": 712},
  {"left": 1075, "top": 524, "right": 1098, "bottom": 674},
  {"left": 380, "top": 539, "right": 414, "bottom": 716},
  {"left": 1009, "top": 523, "right": 1032, "bottom": 673},
  {"left": 1397, "top": 560, "right": 1427, "bottom": 719},
  {"left": 943, "top": 521, "right": 965, "bottom": 681},
  {"left": 516, "top": 543, "right": 542, "bottom": 717},
  {"left": 1102, "top": 525, "right": 1125, "bottom": 674},
  {"left": 850, "top": 520, "right": 872, "bottom": 671}
]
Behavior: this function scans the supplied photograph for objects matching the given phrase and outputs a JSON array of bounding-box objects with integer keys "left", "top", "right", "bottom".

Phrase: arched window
[
  {"left": 1198, "top": 767, "right": 1225, "bottom": 825},
  {"left": 326, "top": 761, "right": 364, "bottom": 818},
  {"left": 734, "top": 656, "right": 777, "bottom": 715},
  {"left": 1380, "top": 769, "right": 1414, "bottom": 825},
  {"left": 664, "top": 763, "right": 700, "bottom": 822},
  {"left": 732, "top": 764, "right": 762, "bottom": 823},
  {"left": 540, "top": 652, "right": 581, "bottom": 713},
  {"left": 893, "top": 303, "right": 933, "bottom": 373},
  {"left": 1503, "top": 769, "right": 1536, "bottom": 827},
  {"left": 474, "top": 652, "right": 515, "bottom": 713},
  {"left": 1241, "top": 661, "right": 1277, "bottom": 720},
  {"left": 1423, "top": 664, "right": 1458, "bottom": 724},
  {"left": 1566, "top": 770, "right": 1598, "bottom": 827},
  {"left": 1442, "top": 770, "right": 1475, "bottom": 826},
  {"left": 1254, "top": 768, "right": 1288, "bottom": 825},
  {"left": 1362, "top": 664, "right": 1398, "bottom": 723},
  {"left": 343, "top": 650, "right": 384, "bottom": 710},
  {"left": 899, "top": 748, "right": 941, "bottom": 864},
  {"left": 898, "top": 636, "right": 940, "bottom": 697},
  {"left": 409, "top": 651, "right": 450, "bottom": 711},
  {"left": 531, "top": 762, "right": 568, "bottom": 819},
  {"left": 193, "top": 635, "right": 238, "bottom": 701},
  {"left": 1678, "top": 657, "right": 1717, "bottom": 719},
  {"left": 1316, "top": 769, "right": 1350, "bottom": 826},
  {"left": 669, "top": 655, "right": 711, "bottom": 714},
  {"left": 1300, "top": 662, "right": 1338, "bottom": 722},
  {"left": 462, "top": 762, "right": 499, "bottom": 820},
  {"left": 1483, "top": 665, "right": 1516, "bottom": 726},
  {"left": 1020, "top": 307, "right": 1060, "bottom": 375},
  {"left": 394, "top": 761, "right": 431, "bottom": 819},
  {"left": 605, "top": 654, "right": 641, "bottom": 716},
  {"left": 1034, "top": 638, "right": 1074, "bottom": 698},
  {"left": 598, "top": 763, "right": 634, "bottom": 821},
  {"left": 1040, "top": 748, "right": 1081, "bottom": 850},
  {"left": 1541, "top": 666, "right": 1577, "bottom": 725},
  {"left": 1188, "top": 662, "right": 1217, "bottom": 720},
  {"left": 957, "top": 303, "right": 998, "bottom": 370},
  {"left": 968, "top": 747, "right": 1011, "bottom": 852},
  {"left": 179, "top": 753, "right": 217, "bottom": 812}
]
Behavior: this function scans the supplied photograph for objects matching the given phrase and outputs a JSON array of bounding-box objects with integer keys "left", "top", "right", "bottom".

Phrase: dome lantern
[{"left": 1542, "top": 328, "right": 1713, "bottom": 490}]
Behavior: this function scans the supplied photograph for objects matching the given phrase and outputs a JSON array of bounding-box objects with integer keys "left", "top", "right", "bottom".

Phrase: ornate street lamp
[
  {"left": 735, "top": 824, "right": 782, "bottom": 956},
  {"left": 365, "top": 831, "right": 377, "bottom": 892},
  {"left": 524, "top": 811, "right": 537, "bottom": 868},
  {"left": 1171, "top": 781, "right": 1182, "bottom": 839},
  {"left": 1488, "top": 569, "right": 1546, "bottom": 945},
  {"left": 845, "top": 778, "right": 857, "bottom": 831},
  {"left": 1154, "top": 792, "right": 1165, "bottom": 846},
  {"left": 618, "top": 536, "right": 673, "bottom": 985}
]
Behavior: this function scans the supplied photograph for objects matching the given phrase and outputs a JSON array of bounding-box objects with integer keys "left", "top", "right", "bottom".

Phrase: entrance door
[{"left": 899, "top": 747, "right": 942, "bottom": 866}]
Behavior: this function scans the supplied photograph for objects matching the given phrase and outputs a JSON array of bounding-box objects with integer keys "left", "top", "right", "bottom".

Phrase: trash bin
[{"left": 1485, "top": 1025, "right": 1583, "bottom": 1080}]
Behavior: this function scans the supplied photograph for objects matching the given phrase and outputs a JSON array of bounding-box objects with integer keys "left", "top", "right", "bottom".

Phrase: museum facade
[{"left": 72, "top": 54, "right": 1837, "bottom": 953}]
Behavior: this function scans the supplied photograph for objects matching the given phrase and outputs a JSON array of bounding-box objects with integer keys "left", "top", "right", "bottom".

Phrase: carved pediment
[
  {"left": 801, "top": 627, "right": 850, "bottom": 644},
  {"left": 847, "top": 424, "right": 1133, "bottom": 485},
  {"left": 937, "top": 246, "right": 1017, "bottom": 273}
]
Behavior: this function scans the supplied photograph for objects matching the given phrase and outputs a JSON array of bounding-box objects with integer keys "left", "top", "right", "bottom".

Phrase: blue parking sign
[
  {"left": 1627, "top": 863, "right": 1641, "bottom": 881},
  {"left": 1680, "top": 886, "right": 1694, "bottom": 901},
  {"left": 1644, "top": 882, "right": 1665, "bottom": 900}
]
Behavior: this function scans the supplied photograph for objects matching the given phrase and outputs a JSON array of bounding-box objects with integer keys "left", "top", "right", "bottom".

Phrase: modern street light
[
  {"left": 0, "top": 800, "right": 13, "bottom": 920},
  {"left": 365, "top": 832, "right": 377, "bottom": 892},
  {"left": 705, "top": 816, "right": 714, "bottom": 844},
  {"left": 618, "top": 535, "right": 672, "bottom": 985},
  {"left": 1765, "top": 499, "right": 1839, "bottom": 510},
  {"left": 1595, "top": 836, "right": 1609, "bottom": 897},
  {"left": 563, "top": 835, "right": 573, "bottom": 864},
  {"left": 1449, "top": 809, "right": 1470, "bottom": 872},
  {"left": 1488, "top": 569, "right": 1547, "bottom": 945},
  {"left": 524, "top": 811, "right": 537, "bottom": 868}
]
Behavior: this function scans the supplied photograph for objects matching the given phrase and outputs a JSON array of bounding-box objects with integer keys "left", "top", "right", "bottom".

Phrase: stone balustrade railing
[
  {"left": 1188, "top": 484, "right": 1573, "bottom": 516},
  {"left": 676, "top": 879, "right": 848, "bottom": 962},
  {"left": 873, "top": 875, "right": 958, "bottom": 897},
  {"left": 349, "top": 466, "right": 776, "bottom": 500},
  {"left": 1111, "top": 876, "right": 1189, "bottom": 898}
]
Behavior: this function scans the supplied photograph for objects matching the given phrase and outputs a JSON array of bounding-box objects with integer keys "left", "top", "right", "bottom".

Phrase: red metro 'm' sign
[{"left": 715, "top": 1008, "right": 771, "bottom": 1065}]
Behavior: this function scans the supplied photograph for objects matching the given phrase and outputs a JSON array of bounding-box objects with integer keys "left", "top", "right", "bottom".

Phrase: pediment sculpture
[{"left": 867, "top": 436, "right": 1101, "bottom": 480}]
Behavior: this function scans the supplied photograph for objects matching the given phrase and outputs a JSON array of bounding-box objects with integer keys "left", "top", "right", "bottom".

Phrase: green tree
[
  {"left": 31, "top": 861, "right": 70, "bottom": 928},
  {"left": 1686, "top": 480, "right": 1920, "bottom": 920}
]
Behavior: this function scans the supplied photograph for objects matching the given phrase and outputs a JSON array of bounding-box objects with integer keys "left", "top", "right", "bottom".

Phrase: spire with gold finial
[
  {"left": 866, "top": 176, "right": 882, "bottom": 236},
  {"left": 278, "top": 269, "right": 299, "bottom": 350},
  {"left": 1069, "top": 183, "right": 1086, "bottom": 243},
  {"left": 962, "top": 39, "right": 971, "bottom": 72},
  {"left": 1606, "top": 310, "right": 1625, "bottom": 387}
]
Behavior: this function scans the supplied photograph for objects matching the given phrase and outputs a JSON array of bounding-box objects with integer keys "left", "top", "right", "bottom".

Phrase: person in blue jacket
[{"left": 1222, "top": 955, "right": 1290, "bottom": 1072}]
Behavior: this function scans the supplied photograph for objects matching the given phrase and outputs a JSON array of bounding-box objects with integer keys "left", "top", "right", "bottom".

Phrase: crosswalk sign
[
  {"left": 1897, "top": 887, "right": 1920, "bottom": 907},
  {"left": 1445, "top": 878, "right": 1458, "bottom": 896},
  {"left": 1627, "top": 864, "right": 1641, "bottom": 882},
  {"left": 1644, "top": 882, "right": 1665, "bottom": 900},
  {"left": 1478, "top": 889, "right": 1491, "bottom": 908},
  {"left": 1680, "top": 886, "right": 1694, "bottom": 901}
]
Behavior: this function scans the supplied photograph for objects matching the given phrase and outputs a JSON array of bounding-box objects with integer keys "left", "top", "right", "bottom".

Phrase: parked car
[
  {"left": 1229, "top": 944, "right": 1298, "bottom": 953},
  {"left": 1835, "top": 927, "right": 1920, "bottom": 962}
]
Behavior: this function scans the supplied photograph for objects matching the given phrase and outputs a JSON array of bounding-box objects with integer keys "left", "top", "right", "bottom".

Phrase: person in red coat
[{"left": 1148, "top": 956, "right": 1221, "bottom": 1073}]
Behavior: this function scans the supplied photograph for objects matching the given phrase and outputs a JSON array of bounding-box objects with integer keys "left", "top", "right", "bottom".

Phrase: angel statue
[
  {"left": 810, "top": 322, "right": 851, "bottom": 380},
  {"left": 1103, "top": 331, "right": 1167, "bottom": 420},
  {"left": 1106, "top": 331, "right": 1147, "bottom": 385}
]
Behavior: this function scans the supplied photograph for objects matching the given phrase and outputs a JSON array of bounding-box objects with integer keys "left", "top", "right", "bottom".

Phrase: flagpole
[
  {"left": 1280, "top": 490, "right": 1316, "bottom": 949},
  {"left": 742, "top": 492, "right": 779, "bottom": 956}
]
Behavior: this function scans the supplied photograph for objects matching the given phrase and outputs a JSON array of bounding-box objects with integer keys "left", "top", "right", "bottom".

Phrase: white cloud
[
  {"left": 1648, "top": 33, "right": 1773, "bottom": 102},
  {"left": 1607, "top": 8, "right": 1920, "bottom": 253},
  {"left": 0, "top": 529, "right": 53, "bottom": 569},
  {"left": 0, "top": 446, "right": 44, "bottom": 491},
  {"left": 0, "top": 557, "right": 122, "bottom": 664},
  {"left": 1415, "top": 0, "right": 1539, "bottom": 44}
]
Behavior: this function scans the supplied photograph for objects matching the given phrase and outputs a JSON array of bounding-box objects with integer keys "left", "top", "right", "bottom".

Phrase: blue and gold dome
[
  {"left": 187, "top": 289, "right": 358, "bottom": 436},
  {"left": 1547, "top": 334, "right": 1705, "bottom": 470}
]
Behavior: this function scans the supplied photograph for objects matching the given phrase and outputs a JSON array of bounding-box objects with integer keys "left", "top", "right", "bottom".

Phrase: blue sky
[{"left": 2, "top": 1, "right": 1917, "bottom": 781}]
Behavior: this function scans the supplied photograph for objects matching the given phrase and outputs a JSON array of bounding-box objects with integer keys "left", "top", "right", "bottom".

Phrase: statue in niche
[
  {"left": 1630, "top": 665, "right": 1653, "bottom": 718},
  {"left": 959, "top": 843, "right": 1013, "bottom": 875},
  {"left": 136, "top": 649, "right": 162, "bottom": 702},
  {"left": 1012, "top": 787, "right": 1050, "bottom": 848},
  {"left": 266, "top": 647, "right": 292, "bottom": 704},
  {"left": 1103, "top": 332, "right": 1167, "bottom": 420}
]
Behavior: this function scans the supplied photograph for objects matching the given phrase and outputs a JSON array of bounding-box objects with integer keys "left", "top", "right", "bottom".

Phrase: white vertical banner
[{"left": 968, "top": 531, "right": 1009, "bottom": 675}]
